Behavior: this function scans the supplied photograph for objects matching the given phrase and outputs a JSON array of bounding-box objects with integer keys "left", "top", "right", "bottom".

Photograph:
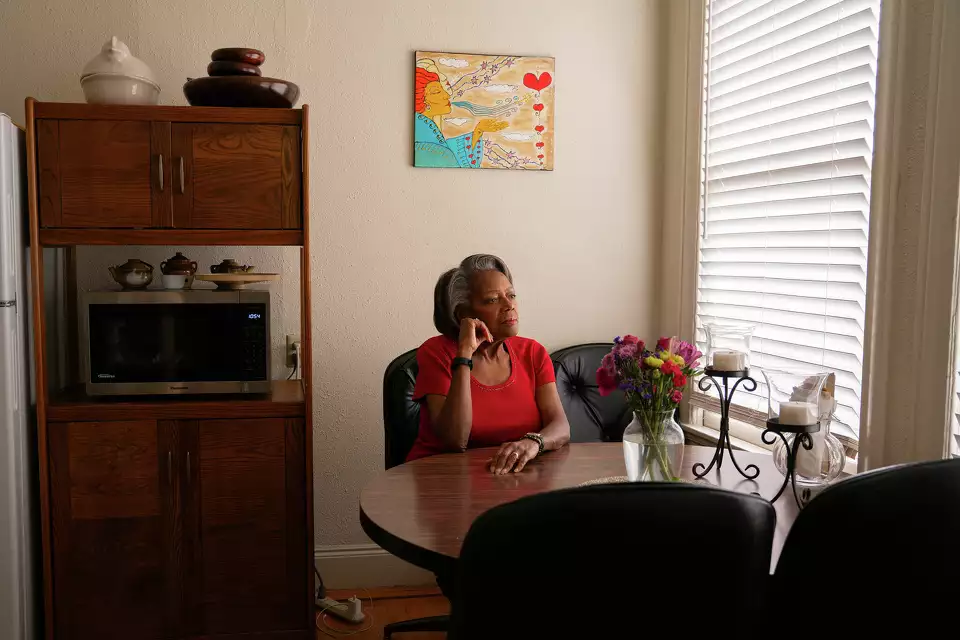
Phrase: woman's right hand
[{"left": 458, "top": 318, "right": 493, "bottom": 358}]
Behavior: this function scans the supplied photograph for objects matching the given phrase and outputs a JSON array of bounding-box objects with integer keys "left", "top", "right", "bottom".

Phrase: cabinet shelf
[
  {"left": 39, "top": 228, "right": 304, "bottom": 247},
  {"left": 46, "top": 379, "right": 305, "bottom": 422}
]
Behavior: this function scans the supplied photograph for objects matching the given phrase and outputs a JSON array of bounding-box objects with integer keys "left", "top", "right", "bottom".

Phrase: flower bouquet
[{"left": 597, "top": 336, "right": 702, "bottom": 481}]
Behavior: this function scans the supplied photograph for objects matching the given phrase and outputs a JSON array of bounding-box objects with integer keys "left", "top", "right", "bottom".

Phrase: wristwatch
[
  {"left": 522, "top": 432, "right": 545, "bottom": 456},
  {"left": 451, "top": 357, "right": 473, "bottom": 372}
]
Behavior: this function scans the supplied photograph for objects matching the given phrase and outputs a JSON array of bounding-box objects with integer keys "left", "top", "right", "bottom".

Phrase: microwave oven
[{"left": 80, "top": 290, "right": 271, "bottom": 396}]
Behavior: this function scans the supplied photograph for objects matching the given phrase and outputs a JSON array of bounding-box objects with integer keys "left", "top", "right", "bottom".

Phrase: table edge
[{"left": 359, "top": 504, "right": 456, "bottom": 577}]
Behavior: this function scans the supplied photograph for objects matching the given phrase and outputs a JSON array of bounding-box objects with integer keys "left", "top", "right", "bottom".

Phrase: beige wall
[{"left": 0, "top": 0, "right": 665, "bottom": 547}]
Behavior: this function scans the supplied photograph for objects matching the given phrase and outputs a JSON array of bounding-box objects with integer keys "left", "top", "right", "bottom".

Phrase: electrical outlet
[{"left": 285, "top": 335, "right": 300, "bottom": 368}]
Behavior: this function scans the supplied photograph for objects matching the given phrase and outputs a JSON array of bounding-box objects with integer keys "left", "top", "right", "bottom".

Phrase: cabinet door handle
[
  {"left": 158, "top": 154, "right": 165, "bottom": 191},
  {"left": 167, "top": 451, "right": 172, "bottom": 485},
  {"left": 186, "top": 451, "right": 192, "bottom": 483},
  {"left": 178, "top": 157, "right": 185, "bottom": 194}
]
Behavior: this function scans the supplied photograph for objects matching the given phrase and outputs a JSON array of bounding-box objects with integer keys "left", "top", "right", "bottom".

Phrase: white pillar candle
[
  {"left": 778, "top": 401, "right": 818, "bottom": 426},
  {"left": 711, "top": 350, "right": 746, "bottom": 371}
]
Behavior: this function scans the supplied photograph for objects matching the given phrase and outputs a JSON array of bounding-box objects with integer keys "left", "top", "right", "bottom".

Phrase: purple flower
[
  {"left": 613, "top": 342, "right": 638, "bottom": 360},
  {"left": 675, "top": 340, "right": 703, "bottom": 368}
]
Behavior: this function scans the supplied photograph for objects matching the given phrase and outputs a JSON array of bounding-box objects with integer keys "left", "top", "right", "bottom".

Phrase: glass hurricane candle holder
[
  {"left": 761, "top": 368, "right": 845, "bottom": 504},
  {"left": 703, "top": 321, "right": 755, "bottom": 373}
]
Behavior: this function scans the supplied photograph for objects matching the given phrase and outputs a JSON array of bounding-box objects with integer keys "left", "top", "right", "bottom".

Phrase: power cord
[
  {"left": 315, "top": 588, "right": 375, "bottom": 637},
  {"left": 287, "top": 341, "right": 301, "bottom": 380}
]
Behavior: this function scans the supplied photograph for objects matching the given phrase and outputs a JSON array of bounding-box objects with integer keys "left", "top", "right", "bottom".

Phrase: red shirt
[{"left": 406, "top": 335, "right": 556, "bottom": 461}]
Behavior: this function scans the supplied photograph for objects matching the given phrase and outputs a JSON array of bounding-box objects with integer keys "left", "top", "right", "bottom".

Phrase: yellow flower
[
  {"left": 652, "top": 370, "right": 661, "bottom": 379},
  {"left": 660, "top": 351, "right": 671, "bottom": 360},
  {"left": 670, "top": 354, "right": 685, "bottom": 366},
  {"left": 644, "top": 356, "right": 664, "bottom": 369}
]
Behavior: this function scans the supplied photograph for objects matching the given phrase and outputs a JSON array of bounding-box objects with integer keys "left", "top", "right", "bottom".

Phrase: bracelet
[{"left": 522, "top": 432, "right": 544, "bottom": 456}]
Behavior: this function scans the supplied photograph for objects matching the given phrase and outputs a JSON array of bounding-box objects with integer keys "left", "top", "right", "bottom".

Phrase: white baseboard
[{"left": 314, "top": 543, "right": 436, "bottom": 590}]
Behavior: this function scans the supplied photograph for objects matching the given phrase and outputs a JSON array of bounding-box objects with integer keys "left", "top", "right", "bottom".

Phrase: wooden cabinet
[
  {"left": 48, "top": 420, "right": 175, "bottom": 640},
  {"left": 48, "top": 418, "right": 310, "bottom": 640},
  {"left": 182, "top": 418, "right": 308, "bottom": 637},
  {"left": 38, "top": 120, "right": 170, "bottom": 228},
  {"left": 172, "top": 124, "right": 301, "bottom": 229},
  {"left": 33, "top": 104, "right": 302, "bottom": 231}
]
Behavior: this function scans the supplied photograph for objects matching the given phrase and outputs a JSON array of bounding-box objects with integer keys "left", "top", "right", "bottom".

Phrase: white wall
[{"left": 0, "top": 0, "right": 665, "bottom": 552}]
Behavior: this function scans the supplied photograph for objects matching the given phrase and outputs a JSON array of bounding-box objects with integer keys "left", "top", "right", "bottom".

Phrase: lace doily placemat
[{"left": 578, "top": 475, "right": 629, "bottom": 487}]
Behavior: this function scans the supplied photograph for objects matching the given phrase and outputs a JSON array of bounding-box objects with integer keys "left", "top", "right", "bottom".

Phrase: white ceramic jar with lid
[{"left": 80, "top": 36, "right": 160, "bottom": 105}]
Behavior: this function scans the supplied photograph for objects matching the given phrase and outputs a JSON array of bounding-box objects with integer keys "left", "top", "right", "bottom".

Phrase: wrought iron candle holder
[
  {"left": 693, "top": 367, "right": 760, "bottom": 481},
  {"left": 760, "top": 419, "right": 821, "bottom": 507},
  {"left": 694, "top": 368, "right": 819, "bottom": 507}
]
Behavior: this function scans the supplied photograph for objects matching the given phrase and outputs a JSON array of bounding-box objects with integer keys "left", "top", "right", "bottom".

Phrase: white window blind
[{"left": 696, "top": 0, "right": 882, "bottom": 443}]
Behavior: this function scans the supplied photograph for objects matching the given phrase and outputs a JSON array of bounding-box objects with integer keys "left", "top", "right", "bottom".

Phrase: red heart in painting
[
  {"left": 523, "top": 72, "right": 553, "bottom": 92},
  {"left": 536, "top": 142, "right": 545, "bottom": 148},
  {"left": 537, "top": 154, "right": 545, "bottom": 159},
  {"left": 535, "top": 125, "right": 545, "bottom": 132},
  {"left": 533, "top": 103, "right": 544, "bottom": 112}
]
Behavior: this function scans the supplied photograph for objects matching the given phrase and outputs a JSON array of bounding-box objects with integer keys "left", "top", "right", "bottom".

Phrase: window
[{"left": 693, "top": 0, "right": 882, "bottom": 451}]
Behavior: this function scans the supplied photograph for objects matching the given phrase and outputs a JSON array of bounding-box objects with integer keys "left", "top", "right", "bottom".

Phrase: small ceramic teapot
[
  {"left": 210, "top": 258, "right": 255, "bottom": 274},
  {"left": 109, "top": 258, "right": 154, "bottom": 290},
  {"left": 160, "top": 251, "right": 198, "bottom": 275}
]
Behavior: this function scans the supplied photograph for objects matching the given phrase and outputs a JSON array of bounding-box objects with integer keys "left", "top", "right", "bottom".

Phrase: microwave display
[{"left": 82, "top": 291, "right": 270, "bottom": 395}]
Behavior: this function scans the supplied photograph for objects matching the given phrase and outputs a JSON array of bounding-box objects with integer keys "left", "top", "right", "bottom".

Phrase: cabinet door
[
  {"left": 182, "top": 418, "right": 308, "bottom": 637},
  {"left": 48, "top": 420, "right": 179, "bottom": 639},
  {"left": 172, "top": 124, "right": 301, "bottom": 230},
  {"left": 37, "top": 119, "right": 171, "bottom": 228}
]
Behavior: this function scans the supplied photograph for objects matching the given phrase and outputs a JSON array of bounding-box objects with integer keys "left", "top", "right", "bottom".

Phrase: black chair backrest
[
  {"left": 551, "top": 343, "right": 631, "bottom": 442},
  {"left": 774, "top": 458, "right": 960, "bottom": 621},
  {"left": 450, "top": 484, "right": 775, "bottom": 639},
  {"left": 382, "top": 348, "right": 420, "bottom": 469}
]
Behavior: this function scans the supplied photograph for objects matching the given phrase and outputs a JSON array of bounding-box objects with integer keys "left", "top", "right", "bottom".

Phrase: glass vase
[
  {"left": 761, "top": 368, "right": 845, "bottom": 487},
  {"left": 622, "top": 410, "right": 685, "bottom": 481}
]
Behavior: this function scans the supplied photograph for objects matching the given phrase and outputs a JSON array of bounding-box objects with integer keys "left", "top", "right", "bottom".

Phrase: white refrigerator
[{"left": 0, "top": 112, "right": 37, "bottom": 640}]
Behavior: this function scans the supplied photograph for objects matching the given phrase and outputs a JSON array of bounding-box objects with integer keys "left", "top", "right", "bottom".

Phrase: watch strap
[
  {"left": 451, "top": 357, "right": 473, "bottom": 372},
  {"left": 522, "top": 432, "right": 545, "bottom": 456}
]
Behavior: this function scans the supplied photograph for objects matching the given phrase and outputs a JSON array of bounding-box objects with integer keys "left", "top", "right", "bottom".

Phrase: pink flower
[
  {"left": 657, "top": 336, "right": 675, "bottom": 353},
  {"left": 673, "top": 373, "right": 687, "bottom": 388},
  {"left": 622, "top": 335, "right": 644, "bottom": 351},
  {"left": 671, "top": 390, "right": 683, "bottom": 403},
  {"left": 596, "top": 366, "right": 618, "bottom": 397},
  {"left": 613, "top": 342, "right": 638, "bottom": 360},
  {"left": 601, "top": 353, "right": 616, "bottom": 373},
  {"left": 660, "top": 361, "right": 680, "bottom": 377}
]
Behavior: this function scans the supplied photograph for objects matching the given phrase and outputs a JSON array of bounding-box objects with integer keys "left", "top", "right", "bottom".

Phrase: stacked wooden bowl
[{"left": 183, "top": 48, "right": 300, "bottom": 108}]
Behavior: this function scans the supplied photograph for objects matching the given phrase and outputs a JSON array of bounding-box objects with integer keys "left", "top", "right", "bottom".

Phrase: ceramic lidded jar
[
  {"left": 210, "top": 258, "right": 254, "bottom": 274},
  {"left": 160, "top": 252, "right": 198, "bottom": 275},
  {"left": 109, "top": 258, "right": 154, "bottom": 290},
  {"left": 80, "top": 36, "right": 160, "bottom": 105}
]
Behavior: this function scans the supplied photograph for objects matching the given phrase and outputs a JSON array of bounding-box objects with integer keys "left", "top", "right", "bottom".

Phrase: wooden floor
[{"left": 319, "top": 586, "right": 449, "bottom": 639}]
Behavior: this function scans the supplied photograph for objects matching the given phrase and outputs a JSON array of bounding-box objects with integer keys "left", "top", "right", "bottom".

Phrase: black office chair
[
  {"left": 773, "top": 458, "right": 960, "bottom": 630},
  {"left": 380, "top": 348, "right": 448, "bottom": 637},
  {"left": 449, "top": 483, "right": 776, "bottom": 639},
  {"left": 551, "top": 343, "right": 631, "bottom": 442}
]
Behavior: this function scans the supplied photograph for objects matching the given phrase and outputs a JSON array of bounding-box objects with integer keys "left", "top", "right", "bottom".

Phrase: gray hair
[{"left": 433, "top": 254, "right": 513, "bottom": 339}]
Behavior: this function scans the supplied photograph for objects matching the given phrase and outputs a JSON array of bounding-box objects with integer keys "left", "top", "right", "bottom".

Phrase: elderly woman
[{"left": 407, "top": 254, "right": 570, "bottom": 473}]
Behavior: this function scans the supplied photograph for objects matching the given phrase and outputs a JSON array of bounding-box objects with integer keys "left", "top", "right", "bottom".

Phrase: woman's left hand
[{"left": 488, "top": 439, "right": 539, "bottom": 475}]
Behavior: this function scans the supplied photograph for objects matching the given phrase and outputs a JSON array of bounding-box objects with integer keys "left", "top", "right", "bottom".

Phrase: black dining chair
[
  {"left": 381, "top": 348, "right": 449, "bottom": 637},
  {"left": 773, "top": 458, "right": 960, "bottom": 630},
  {"left": 449, "top": 483, "right": 776, "bottom": 639},
  {"left": 551, "top": 343, "right": 632, "bottom": 442}
]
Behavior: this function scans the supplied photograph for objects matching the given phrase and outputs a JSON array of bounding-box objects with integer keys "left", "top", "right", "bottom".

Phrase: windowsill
[{"left": 681, "top": 422, "right": 859, "bottom": 476}]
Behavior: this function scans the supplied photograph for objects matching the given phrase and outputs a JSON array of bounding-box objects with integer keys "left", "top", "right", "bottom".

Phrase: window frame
[{"left": 660, "top": 0, "right": 960, "bottom": 470}]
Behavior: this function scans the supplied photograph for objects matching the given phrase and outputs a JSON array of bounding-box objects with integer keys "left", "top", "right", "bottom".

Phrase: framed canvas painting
[{"left": 414, "top": 51, "right": 555, "bottom": 170}]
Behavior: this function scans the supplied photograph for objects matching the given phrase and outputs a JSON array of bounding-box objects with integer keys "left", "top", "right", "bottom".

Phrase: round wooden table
[{"left": 360, "top": 443, "right": 799, "bottom": 575}]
